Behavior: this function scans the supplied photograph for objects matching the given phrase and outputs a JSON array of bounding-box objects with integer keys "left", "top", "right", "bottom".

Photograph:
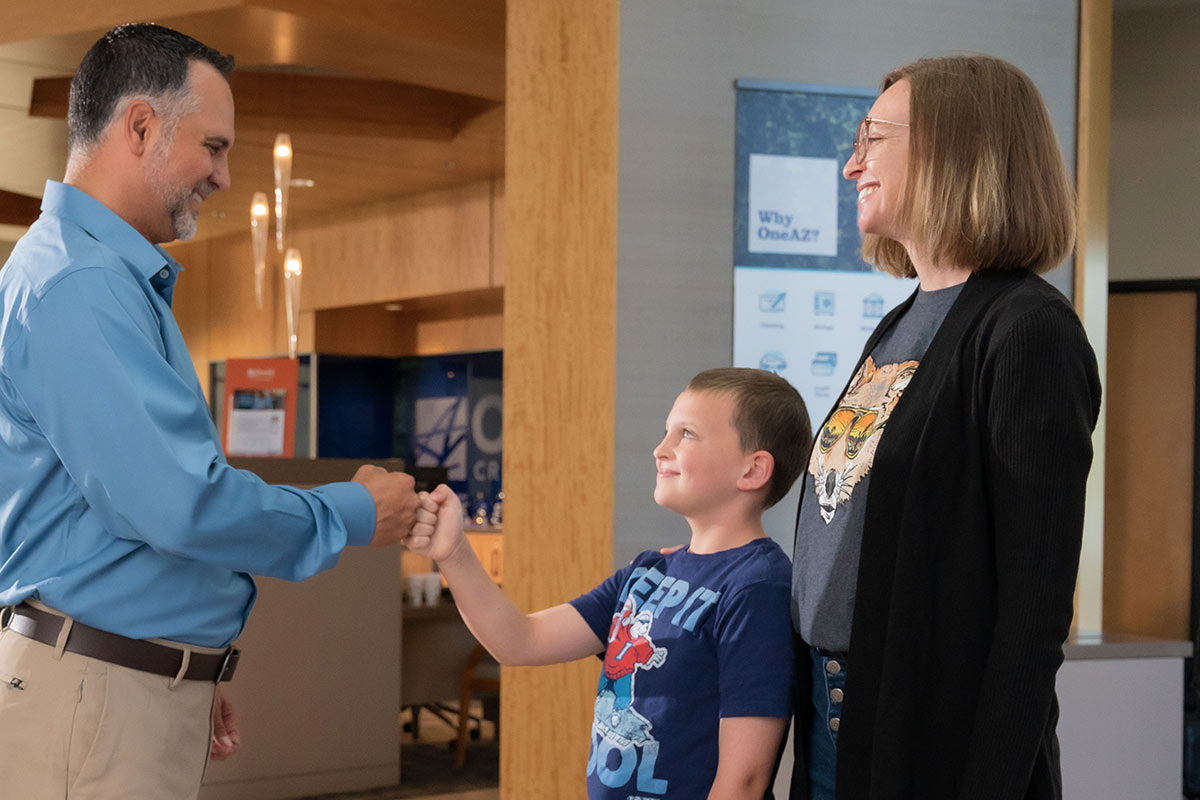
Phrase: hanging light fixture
[
  {"left": 249, "top": 191, "right": 269, "bottom": 309},
  {"left": 273, "top": 133, "right": 292, "bottom": 253},
  {"left": 283, "top": 247, "right": 303, "bottom": 359}
]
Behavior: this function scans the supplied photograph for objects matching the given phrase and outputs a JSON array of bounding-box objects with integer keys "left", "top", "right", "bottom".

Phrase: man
[{"left": 0, "top": 23, "right": 419, "bottom": 798}]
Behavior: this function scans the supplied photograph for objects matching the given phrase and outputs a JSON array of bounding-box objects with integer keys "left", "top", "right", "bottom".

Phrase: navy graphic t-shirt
[{"left": 569, "top": 537, "right": 794, "bottom": 800}]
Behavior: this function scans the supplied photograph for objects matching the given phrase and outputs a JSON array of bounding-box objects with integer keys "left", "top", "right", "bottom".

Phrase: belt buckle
[{"left": 217, "top": 647, "right": 240, "bottom": 684}]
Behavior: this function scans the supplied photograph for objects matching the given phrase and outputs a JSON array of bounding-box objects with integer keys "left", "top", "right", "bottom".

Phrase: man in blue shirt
[{"left": 0, "top": 24, "right": 419, "bottom": 798}]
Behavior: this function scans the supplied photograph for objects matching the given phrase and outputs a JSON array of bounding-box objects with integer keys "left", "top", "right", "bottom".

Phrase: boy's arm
[
  {"left": 706, "top": 716, "right": 788, "bottom": 800},
  {"left": 407, "top": 485, "right": 603, "bottom": 666}
]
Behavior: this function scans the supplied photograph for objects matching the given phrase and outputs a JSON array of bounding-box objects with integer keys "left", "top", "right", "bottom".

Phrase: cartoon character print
[
  {"left": 810, "top": 355, "right": 918, "bottom": 524},
  {"left": 593, "top": 595, "right": 667, "bottom": 748}
]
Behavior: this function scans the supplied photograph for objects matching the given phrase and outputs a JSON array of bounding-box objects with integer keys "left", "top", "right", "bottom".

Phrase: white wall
[
  {"left": 613, "top": 0, "right": 1080, "bottom": 564},
  {"left": 1110, "top": 5, "right": 1200, "bottom": 281}
]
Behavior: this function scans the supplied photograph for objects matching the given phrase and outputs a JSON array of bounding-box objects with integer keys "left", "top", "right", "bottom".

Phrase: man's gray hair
[{"left": 67, "top": 23, "right": 233, "bottom": 161}]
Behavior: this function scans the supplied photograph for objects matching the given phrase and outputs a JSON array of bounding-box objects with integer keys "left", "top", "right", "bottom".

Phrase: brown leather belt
[{"left": 3, "top": 604, "right": 239, "bottom": 684}]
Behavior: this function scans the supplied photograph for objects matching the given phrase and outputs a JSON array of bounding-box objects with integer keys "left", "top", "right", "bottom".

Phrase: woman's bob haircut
[{"left": 862, "top": 54, "right": 1077, "bottom": 278}]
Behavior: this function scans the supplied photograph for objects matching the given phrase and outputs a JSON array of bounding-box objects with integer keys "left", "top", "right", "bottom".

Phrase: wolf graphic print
[
  {"left": 569, "top": 541, "right": 793, "bottom": 799},
  {"left": 810, "top": 355, "right": 918, "bottom": 524}
]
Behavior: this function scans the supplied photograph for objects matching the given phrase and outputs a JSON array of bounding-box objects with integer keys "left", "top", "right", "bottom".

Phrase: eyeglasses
[{"left": 852, "top": 117, "right": 910, "bottom": 164}]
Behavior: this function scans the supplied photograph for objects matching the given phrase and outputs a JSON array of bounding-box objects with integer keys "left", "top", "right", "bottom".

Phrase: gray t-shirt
[{"left": 791, "top": 282, "right": 963, "bottom": 651}]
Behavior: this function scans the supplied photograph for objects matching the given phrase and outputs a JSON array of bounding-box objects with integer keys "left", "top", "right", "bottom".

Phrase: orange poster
[{"left": 222, "top": 358, "right": 299, "bottom": 458}]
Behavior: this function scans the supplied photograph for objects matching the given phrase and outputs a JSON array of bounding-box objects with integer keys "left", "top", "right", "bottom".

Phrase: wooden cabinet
[
  {"left": 466, "top": 529, "right": 504, "bottom": 584},
  {"left": 401, "top": 528, "right": 503, "bottom": 585},
  {"left": 168, "top": 178, "right": 505, "bottom": 382},
  {"left": 294, "top": 180, "right": 499, "bottom": 311}
]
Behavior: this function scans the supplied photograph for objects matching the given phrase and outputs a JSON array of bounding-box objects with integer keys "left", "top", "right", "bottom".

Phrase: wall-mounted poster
[
  {"left": 734, "top": 80, "right": 917, "bottom": 432},
  {"left": 222, "top": 357, "right": 299, "bottom": 457}
]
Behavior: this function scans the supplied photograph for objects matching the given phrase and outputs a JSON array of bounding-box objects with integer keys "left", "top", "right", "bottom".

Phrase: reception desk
[
  {"left": 198, "top": 457, "right": 447, "bottom": 800},
  {"left": 199, "top": 546, "right": 403, "bottom": 800}
]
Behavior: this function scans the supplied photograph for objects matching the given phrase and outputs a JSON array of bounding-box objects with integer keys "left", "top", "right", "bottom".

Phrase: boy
[{"left": 407, "top": 367, "right": 811, "bottom": 799}]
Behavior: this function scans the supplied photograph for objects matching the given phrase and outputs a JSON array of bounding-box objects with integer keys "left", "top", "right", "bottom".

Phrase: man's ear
[
  {"left": 123, "top": 99, "right": 157, "bottom": 156},
  {"left": 737, "top": 450, "right": 774, "bottom": 493}
]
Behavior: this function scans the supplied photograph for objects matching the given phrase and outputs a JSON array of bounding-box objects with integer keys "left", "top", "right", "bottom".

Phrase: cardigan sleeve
[{"left": 956, "top": 301, "right": 1101, "bottom": 799}]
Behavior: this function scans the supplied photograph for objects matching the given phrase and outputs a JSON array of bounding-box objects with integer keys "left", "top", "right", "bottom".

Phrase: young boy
[{"left": 407, "top": 367, "right": 811, "bottom": 799}]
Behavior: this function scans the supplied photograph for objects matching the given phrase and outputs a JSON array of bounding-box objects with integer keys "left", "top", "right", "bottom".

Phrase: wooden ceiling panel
[
  {"left": 0, "top": 0, "right": 505, "bottom": 243},
  {"left": 33, "top": 71, "right": 500, "bottom": 141},
  {"left": 0, "top": 0, "right": 241, "bottom": 45},
  {"left": 244, "top": 0, "right": 505, "bottom": 58},
  {"left": 195, "top": 115, "right": 503, "bottom": 240},
  {"left": 154, "top": 6, "right": 504, "bottom": 100},
  {"left": 0, "top": 0, "right": 505, "bottom": 96},
  {"left": 231, "top": 73, "right": 500, "bottom": 140}
]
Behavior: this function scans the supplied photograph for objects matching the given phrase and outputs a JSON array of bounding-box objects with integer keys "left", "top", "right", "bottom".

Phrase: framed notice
[
  {"left": 222, "top": 357, "right": 299, "bottom": 457},
  {"left": 733, "top": 80, "right": 917, "bottom": 430}
]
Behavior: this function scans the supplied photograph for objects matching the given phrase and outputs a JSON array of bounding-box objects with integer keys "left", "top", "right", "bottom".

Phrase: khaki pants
[{"left": 0, "top": 605, "right": 220, "bottom": 799}]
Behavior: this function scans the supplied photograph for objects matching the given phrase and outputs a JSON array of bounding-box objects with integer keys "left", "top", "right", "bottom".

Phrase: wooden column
[
  {"left": 1074, "top": 0, "right": 1112, "bottom": 632},
  {"left": 502, "top": 0, "right": 619, "bottom": 797}
]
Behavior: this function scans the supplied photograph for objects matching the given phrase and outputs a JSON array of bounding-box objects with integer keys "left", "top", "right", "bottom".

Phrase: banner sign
[
  {"left": 734, "top": 80, "right": 917, "bottom": 428},
  {"left": 222, "top": 357, "right": 299, "bottom": 457}
]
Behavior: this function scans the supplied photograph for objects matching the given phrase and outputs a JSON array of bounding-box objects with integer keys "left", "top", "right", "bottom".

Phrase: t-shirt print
[{"left": 809, "top": 355, "right": 918, "bottom": 524}]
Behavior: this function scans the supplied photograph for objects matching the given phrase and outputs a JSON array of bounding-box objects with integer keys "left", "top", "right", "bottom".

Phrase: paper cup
[
  {"left": 404, "top": 574, "right": 426, "bottom": 606},
  {"left": 422, "top": 573, "right": 443, "bottom": 606}
]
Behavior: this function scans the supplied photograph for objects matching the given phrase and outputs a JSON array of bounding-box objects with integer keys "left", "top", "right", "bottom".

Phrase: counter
[
  {"left": 771, "top": 631, "right": 1193, "bottom": 800},
  {"left": 198, "top": 457, "right": 446, "bottom": 799},
  {"left": 1063, "top": 629, "right": 1193, "bottom": 660},
  {"left": 1058, "top": 630, "right": 1192, "bottom": 800},
  {"left": 199, "top": 546, "right": 403, "bottom": 800}
]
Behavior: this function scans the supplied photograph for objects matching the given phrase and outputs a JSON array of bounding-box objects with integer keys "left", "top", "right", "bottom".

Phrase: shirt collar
[{"left": 40, "top": 180, "right": 182, "bottom": 282}]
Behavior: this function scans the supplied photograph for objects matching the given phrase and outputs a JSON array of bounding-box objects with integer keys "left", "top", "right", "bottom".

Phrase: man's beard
[
  {"left": 160, "top": 182, "right": 199, "bottom": 241},
  {"left": 148, "top": 141, "right": 203, "bottom": 241}
]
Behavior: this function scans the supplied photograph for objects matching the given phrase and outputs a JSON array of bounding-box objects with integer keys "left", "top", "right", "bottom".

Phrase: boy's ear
[{"left": 737, "top": 450, "right": 774, "bottom": 493}]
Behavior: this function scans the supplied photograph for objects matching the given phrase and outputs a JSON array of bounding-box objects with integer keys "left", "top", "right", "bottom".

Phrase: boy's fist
[{"left": 404, "top": 484, "right": 466, "bottom": 563}]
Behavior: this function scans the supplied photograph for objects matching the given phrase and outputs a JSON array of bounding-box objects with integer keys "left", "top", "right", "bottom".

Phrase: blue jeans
[{"left": 808, "top": 646, "right": 846, "bottom": 800}]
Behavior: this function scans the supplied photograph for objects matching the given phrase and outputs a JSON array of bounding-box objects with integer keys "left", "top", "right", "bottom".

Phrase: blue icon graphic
[
  {"left": 759, "top": 291, "right": 786, "bottom": 313},
  {"left": 414, "top": 396, "right": 470, "bottom": 480},
  {"left": 814, "top": 291, "right": 835, "bottom": 316},
  {"left": 759, "top": 352, "right": 787, "bottom": 373},
  {"left": 863, "top": 293, "right": 885, "bottom": 318},
  {"left": 811, "top": 352, "right": 837, "bottom": 376}
]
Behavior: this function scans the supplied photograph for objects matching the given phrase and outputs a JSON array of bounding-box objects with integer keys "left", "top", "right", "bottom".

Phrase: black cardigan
[{"left": 790, "top": 269, "right": 1102, "bottom": 800}]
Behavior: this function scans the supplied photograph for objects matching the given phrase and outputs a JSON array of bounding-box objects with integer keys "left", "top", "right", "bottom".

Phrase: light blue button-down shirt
[{"left": 0, "top": 181, "right": 376, "bottom": 647}]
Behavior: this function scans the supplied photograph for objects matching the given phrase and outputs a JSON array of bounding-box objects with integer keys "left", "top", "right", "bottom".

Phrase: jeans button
[
  {"left": 826, "top": 659, "right": 841, "bottom": 675},
  {"left": 830, "top": 687, "right": 844, "bottom": 703},
  {"left": 829, "top": 717, "right": 840, "bottom": 732}
]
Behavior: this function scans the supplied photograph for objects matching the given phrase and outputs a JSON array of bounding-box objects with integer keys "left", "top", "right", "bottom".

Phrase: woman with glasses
[{"left": 789, "top": 55, "right": 1101, "bottom": 800}]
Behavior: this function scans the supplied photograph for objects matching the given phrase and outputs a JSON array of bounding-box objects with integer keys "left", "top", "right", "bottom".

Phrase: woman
[{"left": 790, "top": 55, "right": 1101, "bottom": 800}]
